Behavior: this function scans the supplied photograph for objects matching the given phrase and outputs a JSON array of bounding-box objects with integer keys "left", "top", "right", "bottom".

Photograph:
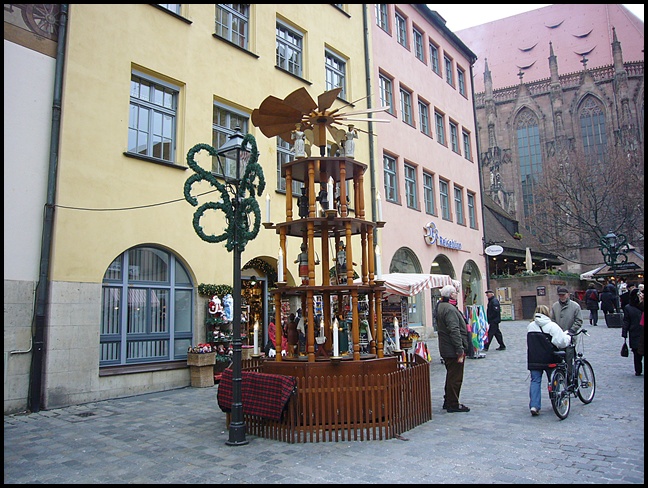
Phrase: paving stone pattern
[{"left": 4, "top": 314, "right": 644, "bottom": 484}]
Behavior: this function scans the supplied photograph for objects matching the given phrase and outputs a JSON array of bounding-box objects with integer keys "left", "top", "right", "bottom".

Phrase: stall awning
[
  {"left": 580, "top": 250, "right": 644, "bottom": 280},
  {"left": 355, "top": 273, "right": 460, "bottom": 297}
]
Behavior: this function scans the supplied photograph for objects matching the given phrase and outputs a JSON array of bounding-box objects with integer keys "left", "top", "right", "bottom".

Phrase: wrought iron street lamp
[
  {"left": 599, "top": 231, "right": 629, "bottom": 284},
  {"left": 184, "top": 127, "right": 265, "bottom": 446}
]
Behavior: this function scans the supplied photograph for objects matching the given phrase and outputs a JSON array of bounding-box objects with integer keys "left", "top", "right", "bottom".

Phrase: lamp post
[
  {"left": 183, "top": 127, "right": 265, "bottom": 446},
  {"left": 599, "top": 231, "right": 629, "bottom": 285}
]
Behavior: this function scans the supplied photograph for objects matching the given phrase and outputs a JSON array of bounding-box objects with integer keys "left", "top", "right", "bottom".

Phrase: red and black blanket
[{"left": 217, "top": 369, "right": 296, "bottom": 421}]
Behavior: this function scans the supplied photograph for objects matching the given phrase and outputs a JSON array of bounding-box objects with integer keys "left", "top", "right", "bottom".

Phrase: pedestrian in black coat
[
  {"left": 622, "top": 288, "right": 644, "bottom": 376},
  {"left": 484, "top": 290, "right": 506, "bottom": 350}
]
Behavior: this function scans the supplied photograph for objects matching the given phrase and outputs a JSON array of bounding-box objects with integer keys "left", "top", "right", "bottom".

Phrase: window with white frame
[
  {"left": 400, "top": 87, "right": 413, "bottom": 125},
  {"left": 128, "top": 72, "right": 178, "bottom": 163},
  {"left": 158, "top": 4, "right": 181, "bottom": 14},
  {"left": 435, "top": 111, "right": 446, "bottom": 145},
  {"left": 413, "top": 27, "right": 424, "bottom": 62},
  {"left": 395, "top": 11, "right": 407, "bottom": 48},
  {"left": 457, "top": 67, "right": 466, "bottom": 96},
  {"left": 100, "top": 246, "right": 193, "bottom": 366},
  {"left": 383, "top": 154, "right": 398, "bottom": 203},
  {"left": 375, "top": 4, "right": 389, "bottom": 33},
  {"left": 450, "top": 121, "right": 460, "bottom": 153},
  {"left": 439, "top": 179, "right": 450, "bottom": 220},
  {"left": 276, "top": 22, "right": 303, "bottom": 77},
  {"left": 212, "top": 104, "right": 249, "bottom": 177},
  {"left": 454, "top": 186, "right": 464, "bottom": 225},
  {"left": 418, "top": 100, "right": 430, "bottom": 136},
  {"left": 325, "top": 50, "right": 346, "bottom": 99},
  {"left": 215, "top": 4, "right": 249, "bottom": 49},
  {"left": 444, "top": 55, "right": 454, "bottom": 86},
  {"left": 467, "top": 192, "right": 477, "bottom": 229},
  {"left": 276, "top": 137, "right": 302, "bottom": 194},
  {"left": 404, "top": 163, "right": 418, "bottom": 209},
  {"left": 429, "top": 42, "right": 440, "bottom": 75},
  {"left": 423, "top": 172, "right": 436, "bottom": 215},
  {"left": 379, "top": 74, "right": 395, "bottom": 115},
  {"left": 462, "top": 130, "right": 472, "bottom": 161}
]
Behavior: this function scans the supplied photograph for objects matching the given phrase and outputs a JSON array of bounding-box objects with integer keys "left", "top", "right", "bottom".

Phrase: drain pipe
[
  {"left": 29, "top": 4, "right": 69, "bottom": 413},
  {"left": 469, "top": 62, "right": 490, "bottom": 291},
  {"left": 362, "top": 5, "right": 377, "bottom": 232}
]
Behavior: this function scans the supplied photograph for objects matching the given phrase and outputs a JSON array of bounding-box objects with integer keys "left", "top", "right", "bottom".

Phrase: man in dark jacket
[
  {"left": 484, "top": 290, "right": 506, "bottom": 350},
  {"left": 436, "top": 285, "right": 470, "bottom": 412}
]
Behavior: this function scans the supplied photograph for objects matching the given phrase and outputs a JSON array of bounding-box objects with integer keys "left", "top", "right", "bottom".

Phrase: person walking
[
  {"left": 622, "top": 288, "right": 644, "bottom": 376},
  {"left": 600, "top": 283, "right": 619, "bottom": 315},
  {"left": 551, "top": 286, "right": 583, "bottom": 333},
  {"left": 436, "top": 284, "right": 470, "bottom": 413},
  {"left": 584, "top": 283, "right": 600, "bottom": 326},
  {"left": 484, "top": 290, "right": 506, "bottom": 350},
  {"left": 551, "top": 286, "right": 583, "bottom": 372},
  {"left": 527, "top": 305, "right": 572, "bottom": 416}
]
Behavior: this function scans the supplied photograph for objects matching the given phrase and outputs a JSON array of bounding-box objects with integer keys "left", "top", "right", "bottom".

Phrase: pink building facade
[{"left": 370, "top": 5, "right": 487, "bottom": 335}]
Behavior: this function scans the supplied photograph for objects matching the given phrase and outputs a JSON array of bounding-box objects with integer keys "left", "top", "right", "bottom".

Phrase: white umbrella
[{"left": 526, "top": 247, "right": 533, "bottom": 272}]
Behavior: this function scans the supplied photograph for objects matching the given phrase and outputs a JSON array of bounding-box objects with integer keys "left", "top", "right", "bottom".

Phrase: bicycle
[{"left": 547, "top": 328, "right": 596, "bottom": 420}]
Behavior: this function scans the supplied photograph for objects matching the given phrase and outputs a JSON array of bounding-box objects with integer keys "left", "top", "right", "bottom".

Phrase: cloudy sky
[{"left": 428, "top": 4, "right": 644, "bottom": 31}]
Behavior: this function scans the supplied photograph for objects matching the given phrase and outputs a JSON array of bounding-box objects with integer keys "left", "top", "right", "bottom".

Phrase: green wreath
[{"left": 183, "top": 134, "right": 265, "bottom": 253}]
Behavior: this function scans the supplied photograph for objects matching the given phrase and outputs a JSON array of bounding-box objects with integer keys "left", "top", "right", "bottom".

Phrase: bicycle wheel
[
  {"left": 575, "top": 359, "right": 596, "bottom": 404},
  {"left": 549, "top": 368, "right": 570, "bottom": 420}
]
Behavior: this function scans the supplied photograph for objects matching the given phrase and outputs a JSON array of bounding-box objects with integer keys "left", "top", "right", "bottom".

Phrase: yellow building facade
[{"left": 6, "top": 4, "right": 374, "bottom": 412}]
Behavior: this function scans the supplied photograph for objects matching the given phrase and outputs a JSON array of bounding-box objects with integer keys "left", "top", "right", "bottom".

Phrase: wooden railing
[{"left": 236, "top": 353, "right": 431, "bottom": 443}]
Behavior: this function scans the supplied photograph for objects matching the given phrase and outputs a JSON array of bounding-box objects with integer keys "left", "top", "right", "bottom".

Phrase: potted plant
[
  {"left": 513, "top": 232, "right": 522, "bottom": 240},
  {"left": 399, "top": 327, "right": 420, "bottom": 350}
]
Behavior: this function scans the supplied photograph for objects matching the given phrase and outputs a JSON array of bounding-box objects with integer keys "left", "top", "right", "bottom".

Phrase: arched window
[
  {"left": 516, "top": 109, "right": 543, "bottom": 220},
  {"left": 579, "top": 96, "right": 607, "bottom": 160},
  {"left": 100, "top": 246, "right": 193, "bottom": 366}
]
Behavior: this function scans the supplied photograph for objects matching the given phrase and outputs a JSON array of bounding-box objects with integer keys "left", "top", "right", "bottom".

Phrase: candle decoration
[
  {"left": 253, "top": 321, "right": 259, "bottom": 355},
  {"left": 376, "top": 190, "right": 383, "bottom": 221},
  {"left": 327, "top": 177, "right": 334, "bottom": 211},
  {"left": 333, "top": 317, "right": 340, "bottom": 357},
  {"left": 394, "top": 317, "right": 401, "bottom": 351},
  {"left": 375, "top": 245, "right": 382, "bottom": 279},
  {"left": 277, "top": 248, "right": 284, "bottom": 282},
  {"left": 265, "top": 193, "right": 271, "bottom": 223}
]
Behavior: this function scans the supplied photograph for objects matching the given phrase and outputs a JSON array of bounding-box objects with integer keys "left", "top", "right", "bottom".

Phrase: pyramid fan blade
[
  {"left": 257, "top": 96, "right": 303, "bottom": 119},
  {"left": 317, "top": 88, "right": 342, "bottom": 112},
  {"left": 258, "top": 122, "right": 303, "bottom": 139},
  {"left": 284, "top": 87, "right": 318, "bottom": 114},
  {"left": 327, "top": 125, "right": 346, "bottom": 145},
  {"left": 333, "top": 117, "right": 391, "bottom": 123},
  {"left": 335, "top": 106, "right": 391, "bottom": 117},
  {"left": 252, "top": 112, "right": 302, "bottom": 127},
  {"left": 327, "top": 95, "right": 370, "bottom": 116}
]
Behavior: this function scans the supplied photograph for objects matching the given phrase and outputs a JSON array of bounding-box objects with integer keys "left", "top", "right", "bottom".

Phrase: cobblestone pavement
[{"left": 4, "top": 314, "right": 644, "bottom": 484}]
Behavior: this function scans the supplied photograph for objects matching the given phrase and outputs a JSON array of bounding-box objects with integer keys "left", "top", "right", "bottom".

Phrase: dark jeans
[
  {"left": 485, "top": 322, "right": 505, "bottom": 349},
  {"left": 589, "top": 309, "right": 599, "bottom": 326},
  {"left": 632, "top": 348, "right": 643, "bottom": 375},
  {"left": 442, "top": 357, "right": 465, "bottom": 408}
]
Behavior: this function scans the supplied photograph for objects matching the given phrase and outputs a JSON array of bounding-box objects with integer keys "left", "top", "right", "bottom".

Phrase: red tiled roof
[{"left": 455, "top": 4, "right": 644, "bottom": 93}]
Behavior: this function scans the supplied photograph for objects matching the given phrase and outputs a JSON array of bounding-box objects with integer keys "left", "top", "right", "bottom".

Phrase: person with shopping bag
[{"left": 622, "top": 288, "right": 644, "bottom": 376}]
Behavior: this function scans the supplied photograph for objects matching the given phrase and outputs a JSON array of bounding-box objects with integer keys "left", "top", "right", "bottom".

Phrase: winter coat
[
  {"left": 527, "top": 313, "right": 572, "bottom": 370},
  {"left": 600, "top": 284, "right": 619, "bottom": 313},
  {"left": 436, "top": 299, "right": 468, "bottom": 359},
  {"left": 585, "top": 288, "right": 599, "bottom": 311},
  {"left": 622, "top": 304, "right": 643, "bottom": 350},
  {"left": 486, "top": 296, "right": 502, "bottom": 324},
  {"left": 551, "top": 297, "right": 583, "bottom": 332}
]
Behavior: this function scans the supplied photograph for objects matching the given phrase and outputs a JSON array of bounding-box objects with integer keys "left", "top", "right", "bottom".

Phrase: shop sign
[{"left": 423, "top": 221, "right": 462, "bottom": 250}]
